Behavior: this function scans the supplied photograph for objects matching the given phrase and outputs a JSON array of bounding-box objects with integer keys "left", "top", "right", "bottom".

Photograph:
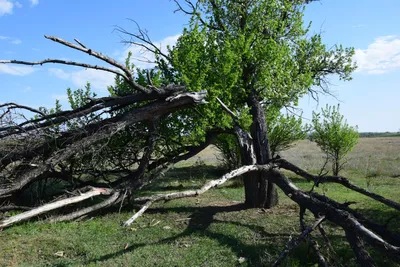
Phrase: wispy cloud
[
  {"left": 354, "top": 35, "right": 400, "bottom": 74},
  {"left": 11, "top": 39, "right": 21, "bottom": 45},
  {"left": 15, "top": 1, "right": 22, "bottom": 8},
  {"left": 117, "top": 34, "right": 180, "bottom": 69},
  {"left": 0, "top": 0, "right": 13, "bottom": 16},
  {"left": 0, "top": 35, "right": 22, "bottom": 44},
  {"left": 0, "top": 65, "right": 35, "bottom": 76},
  {"left": 29, "top": 0, "right": 38, "bottom": 7},
  {"left": 48, "top": 68, "right": 115, "bottom": 91}
]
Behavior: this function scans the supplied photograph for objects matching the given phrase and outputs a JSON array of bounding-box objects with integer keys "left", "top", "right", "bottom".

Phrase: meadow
[{"left": 0, "top": 137, "right": 399, "bottom": 266}]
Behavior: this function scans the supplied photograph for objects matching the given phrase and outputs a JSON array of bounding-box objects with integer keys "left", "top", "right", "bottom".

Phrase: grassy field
[{"left": 0, "top": 137, "right": 399, "bottom": 266}]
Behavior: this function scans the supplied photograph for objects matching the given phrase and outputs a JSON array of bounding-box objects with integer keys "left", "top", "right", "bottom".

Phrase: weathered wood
[
  {"left": 0, "top": 91, "right": 207, "bottom": 199},
  {"left": 123, "top": 164, "right": 272, "bottom": 226},
  {"left": 275, "top": 158, "right": 400, "bottom": 212},
  {"left": 0, "top": 188, "right": 113, "bottom": 228},
  {"left": 272, "top": 216, "right": 326, "bottom": 267},
  {"left": 345, "top": 229, "right": 376, "bottom": 267},
  {"left": 267, "top": 168, "right": 400, "bottom": 261},
  {"left": 49, "top": 191, "right": 121, "bottom": 223}
]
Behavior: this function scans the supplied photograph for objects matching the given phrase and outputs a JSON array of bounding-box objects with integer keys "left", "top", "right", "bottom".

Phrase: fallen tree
[
  {"left": 0, "top": 34, "right": 207, "bottom": 210},
  {"left": 0, "top": 32, "right": 399, "bottom": 266}
]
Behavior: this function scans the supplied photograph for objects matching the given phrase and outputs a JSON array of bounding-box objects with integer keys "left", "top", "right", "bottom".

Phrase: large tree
[
  {"left": 125, "top": 0, "right": 355, "bottom": 208},
  {"left": 3, "top": 3, "right": 400, "bottom": 266}
]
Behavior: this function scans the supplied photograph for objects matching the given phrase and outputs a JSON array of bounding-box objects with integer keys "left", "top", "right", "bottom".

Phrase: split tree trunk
[{"left": 236, "top": 90, "right": 279, "bottom": 208}]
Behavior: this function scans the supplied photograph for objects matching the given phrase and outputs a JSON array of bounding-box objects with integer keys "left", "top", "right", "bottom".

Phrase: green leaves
[
  {"left": 267, "top": 109, "right": 310, "bottom": 157},
  {"left": 165, "top": 0, "right": 356, "bottom": 134},
  {"left": 311, "top": 104, "right": 359, "bottom": 175}
]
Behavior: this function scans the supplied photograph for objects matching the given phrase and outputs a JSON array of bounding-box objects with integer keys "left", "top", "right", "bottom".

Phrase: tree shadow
[{"left": 89, "top": 203, "right": 295, "bottom": 266}]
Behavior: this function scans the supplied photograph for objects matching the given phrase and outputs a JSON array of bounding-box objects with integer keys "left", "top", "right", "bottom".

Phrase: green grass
[{"left": 1, "top": 138, "right": 400, "bottom": 266}]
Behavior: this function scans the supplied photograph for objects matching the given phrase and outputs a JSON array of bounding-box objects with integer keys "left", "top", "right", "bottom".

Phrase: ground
[{"left": 0, "top": 137, "right": 399, "bottom": 266}]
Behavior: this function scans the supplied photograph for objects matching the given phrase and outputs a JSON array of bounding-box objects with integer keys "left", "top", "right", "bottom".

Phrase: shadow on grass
[
  {"left": 89, "top": 204, "right": 400, "bottom": 266},
  {"left": 89, "top": 204, "right": 295, "bottom": 266}
]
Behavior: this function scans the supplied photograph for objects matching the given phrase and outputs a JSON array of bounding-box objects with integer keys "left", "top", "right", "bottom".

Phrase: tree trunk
[
  {"left": 239, "top": 90, "right": 279, "bottom": 208},
  {"left": 233, "top": 126, "right": 258, "bottom": 207}
]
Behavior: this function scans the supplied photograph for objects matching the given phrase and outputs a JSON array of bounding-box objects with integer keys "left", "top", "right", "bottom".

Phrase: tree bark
[{"left": 244, "top": 90, "right": 278, "bottom": 208}]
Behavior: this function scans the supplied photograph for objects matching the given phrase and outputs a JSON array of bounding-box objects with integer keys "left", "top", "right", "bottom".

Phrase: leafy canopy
[{"left": 158, "top": 0, "right": 356, "bottom": 138}]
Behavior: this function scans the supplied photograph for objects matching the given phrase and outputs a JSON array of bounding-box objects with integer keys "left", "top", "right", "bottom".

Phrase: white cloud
[
  {"left": 0, "top": 0, "right": 13, "bottom": 16},
  {"left": 118, "top": 34, "right": 180, "bottom": 69},
  {"left": 29, "top": 0, "right": 38, "bottom": 6},
  {"left": 22, "top": 86, "right": 31, "bottom": 92},
  {"left": 15, "top": 1, "right": 22, "bottom": 8},
  {"left": 354, "top": 35, "right": 400, "bottom": 74},
  {"left": 0, "top": 36, "right": 22, "bottom": 44},
  {"left": 11, "top": 39, "right": 21, "bottom": 45},
  {"left": 48, "top": 68, "right": 114, "bottom": 91},
  {"left": 48, "top": 68, "right": 70, "bottom": 79},
  {"left": 0, "top": 65, "right": 35, "bottom": 76}
]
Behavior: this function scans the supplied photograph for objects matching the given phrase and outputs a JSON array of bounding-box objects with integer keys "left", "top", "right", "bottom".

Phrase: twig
[{"left": 272, "top": 216, "right": 326, "bottom": 266}]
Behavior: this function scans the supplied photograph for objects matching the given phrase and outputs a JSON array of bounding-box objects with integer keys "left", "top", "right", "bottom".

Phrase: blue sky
[{"left": 1, "top": 0, "right": 399, "bottom": 132}]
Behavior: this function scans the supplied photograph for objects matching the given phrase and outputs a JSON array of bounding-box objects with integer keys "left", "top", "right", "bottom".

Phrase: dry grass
[{"left": 281, "top": 137, "right": 400, "bottom": 178}]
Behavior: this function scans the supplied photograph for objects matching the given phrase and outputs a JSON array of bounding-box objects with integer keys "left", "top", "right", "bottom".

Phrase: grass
[{"left": 1, "top": 137, "right": 400, "bottom": 266}]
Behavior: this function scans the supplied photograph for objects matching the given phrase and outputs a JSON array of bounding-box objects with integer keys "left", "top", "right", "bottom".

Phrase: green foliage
[
  {"left": 267, "top": 109, "right": 310, "bottom": 157},
  {"left": 155, "top": 0, "right": 356, "bottom": 160},
  {"left": 215, "top": 134, "right": 242, "bottom": 171},
  {"left": 66, "top": 82, "right": 99, "bottom": 129},
  {"left": 311, "top": 104, "right": 359, "bottom": 175}
]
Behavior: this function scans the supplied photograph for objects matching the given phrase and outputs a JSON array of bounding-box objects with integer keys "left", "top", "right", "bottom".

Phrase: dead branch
[
  {"left": 274, "top": 158, "right": 400, "bottom": 212},
  {"left": 49, "top": 191, "right": 121, "bottom": 223},
  {"left": 0, "top": 91, "right": 207, "bottom": 198},
  {"left": 267, "top": 168, "right": 400, "bottom": 261},
  {"left": 115, "top": 21, "right": 171, "bottom": 62},
  {"left": 123, "top": 164, "right": 270, "bottom": 226},
  {"left": 272, "top": 216, "right": 325, "bottom": 266},
  {"left": 43, "top": 35, "right": 148, "bottom": 93},
  {"left": 0, "top": 187, "right": 113, "bottom": 228},
  {"left": 299, "top": 209, "right": 330, "bottom": 267},
  {"left": 0, "top": 86, "right": 184, "bottom": 139},
  {"left": 0, "top": 59, "right": 126, "bottom": 81},
  {"left": 309, "top": 239, "right": 329, "bottom": 267},
  {"left": 0, "top": 102, "right": 46, "bottom": 117},
  {"left": 345, "top": 230, "right": 376, "bottom": 267}
]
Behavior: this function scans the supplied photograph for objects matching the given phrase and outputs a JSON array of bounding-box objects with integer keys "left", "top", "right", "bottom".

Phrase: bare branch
[
  {"left": 123, "top": 164, "right": 272, "bottom": 226},
  {"left": 0, "top": 187, "right": 113, "bottom": 229},
  {"left": 0, "top": 59, "right": 127, "bottom": 81},
  {"left": 272, "top": 216, "right": 326, "bottom": 266},
  {"left": 274, "top": 158, "right": 400, "bottom": 212},
  {"left": 345, "top": 229, "right": 376, "bottom": 267},
  {"left": 73, "top": 38, "right": 87, "bottom": 49},
  {"left": 49, "top": 191, "right": 121, "bottom": 223},
  {"left": 44, "top": 35, "right": 150, "bottom": 94}
]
